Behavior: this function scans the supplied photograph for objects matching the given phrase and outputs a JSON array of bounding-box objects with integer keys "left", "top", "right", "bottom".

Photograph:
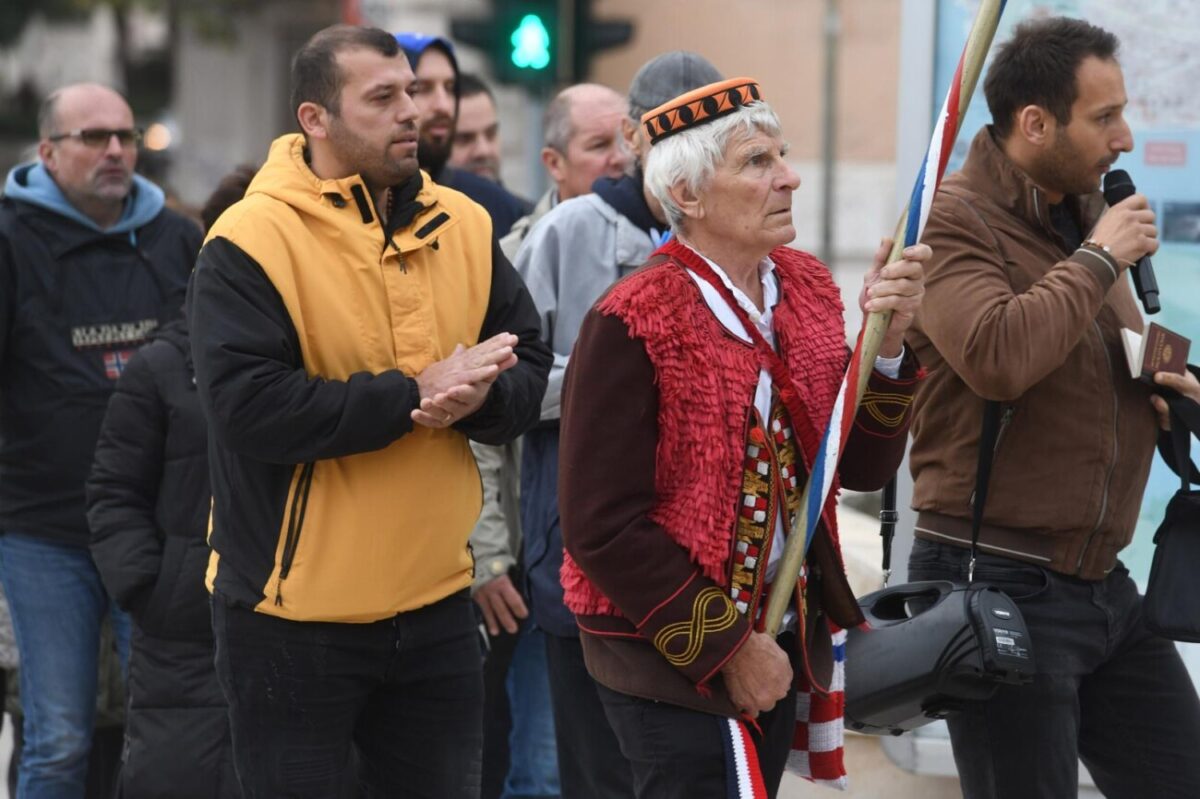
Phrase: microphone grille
[{"left": 1102, "top": 169, "right": 1134, "bottom": 204}]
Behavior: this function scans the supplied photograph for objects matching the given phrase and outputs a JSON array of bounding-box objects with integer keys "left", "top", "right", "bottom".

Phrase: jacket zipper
[
  {"left": 275, "top": 461, "right": 316, "bottom": 606},
  {"left": 1075, "top": 320, "right": 1120, "bottom": 574},
  {"left": 382, "top": 233, "right": 406, "bottom": 271}
]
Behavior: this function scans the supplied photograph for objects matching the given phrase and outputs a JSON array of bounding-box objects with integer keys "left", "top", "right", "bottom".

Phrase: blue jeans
[
  {"left": 521, "top": 428, "right": 576, "bottom": 638},
  {"left": 502, "top": 626, "right": 560, "bottom": 799},
  {"left": 909, "top": 539, "right": 1200, "bottom": 799},
  {"left": 0, "top": 532, "right": 131, "bottom": 799}
]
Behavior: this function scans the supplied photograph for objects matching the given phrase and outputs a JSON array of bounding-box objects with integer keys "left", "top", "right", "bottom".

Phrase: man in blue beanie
[{"left": 395, "top": 33, "right": 531, "bottom": 236}]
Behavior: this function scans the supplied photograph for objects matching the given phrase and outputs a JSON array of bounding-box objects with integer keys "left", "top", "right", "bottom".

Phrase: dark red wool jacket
[{"left": 558, "top": 246, "right": 920, "bottom": 714}]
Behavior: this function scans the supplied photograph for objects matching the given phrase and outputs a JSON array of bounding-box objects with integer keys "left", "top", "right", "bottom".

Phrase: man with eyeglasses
[{"left": 0, "top": 82, "right": 201, "bottom": 798}]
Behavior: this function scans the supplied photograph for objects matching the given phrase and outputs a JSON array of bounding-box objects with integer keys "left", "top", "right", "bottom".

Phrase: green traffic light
[{"left": 510, "top": 14, "right": 551, "bottom": 70}]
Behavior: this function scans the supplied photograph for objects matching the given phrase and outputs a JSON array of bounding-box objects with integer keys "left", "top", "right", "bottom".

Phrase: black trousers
[
  {"left": 594, "top": 631, "right": 798, "bottom": 799},
  {"left": 212, "top": 590, "right": 483, "bottom": 799},
  {"left": 910, "top": 539, "right": 1200, "bottom": 799},
  {"left": 543, "top": 633, "right": 634, "bottom": 798},
  {"left": 481, "top": 611, "right": 520, "bottom": 799}
]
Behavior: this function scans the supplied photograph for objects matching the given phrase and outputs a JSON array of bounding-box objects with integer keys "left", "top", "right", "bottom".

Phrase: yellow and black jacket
[{"left": 187, "top": 134, "right": 550, "bottom": 622}]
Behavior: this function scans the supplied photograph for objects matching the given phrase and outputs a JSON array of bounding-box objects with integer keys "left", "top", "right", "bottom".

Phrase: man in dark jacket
[
  {"left": 84, "top": 167, "right": 254, "bottom": 799},
  {"left": 187, "top": 26, "right": 549, "bottom": 798},
  {"left": 906, "top": 18, "right": 1200, "bottom": 798},
  {"left": 395, "top": 32, "right": 532, "bottom": 236},
  {"left": 0, "top": 82, "right": 200, "bottom": 798}
]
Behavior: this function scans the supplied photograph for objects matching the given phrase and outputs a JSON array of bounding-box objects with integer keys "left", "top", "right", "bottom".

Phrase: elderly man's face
[
  {"left": 699, "top": 129, "right": 799, "bottom": 254},
  {"left": 547, "top": 88, "right": 630, "bottom": 201}
]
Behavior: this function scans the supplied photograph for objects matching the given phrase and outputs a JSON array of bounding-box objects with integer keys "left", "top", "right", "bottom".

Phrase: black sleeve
[
  {"left": 0, "top": 228, "right": 14, "bottom": 368},
  {"left": 187, "top": 236, "right": 420, "bottom": 464},
  {"left": 452, "top": 239, "right": 552, "bottom": 445},
  {"left": 86, "top": 346, "right": 167, "bottom": 616},
  {"left": 185, "top": 217, "right": 204, "bottom": 256}
]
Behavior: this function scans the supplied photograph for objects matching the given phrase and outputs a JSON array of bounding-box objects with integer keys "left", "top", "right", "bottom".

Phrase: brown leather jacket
[{"left": 908, "top": 128, "right": 1158, "bottom": 580}]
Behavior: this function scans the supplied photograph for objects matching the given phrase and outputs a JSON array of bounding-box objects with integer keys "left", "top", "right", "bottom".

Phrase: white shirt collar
[{"left": 678, "top": 239, "right": 779, "bottom": 339}]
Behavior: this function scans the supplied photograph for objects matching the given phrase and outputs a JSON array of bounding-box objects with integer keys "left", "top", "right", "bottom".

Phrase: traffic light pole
[
  {"left": 524, "top": 89, "right": 551, "bottom": 198},
  {"left": 558, "top": 0, "right": 576, "bottom": 86}
]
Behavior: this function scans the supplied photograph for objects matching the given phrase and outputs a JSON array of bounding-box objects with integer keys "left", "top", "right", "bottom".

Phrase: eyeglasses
[{"left": 47, "top": 128, "right": 144, "bottom": 149}]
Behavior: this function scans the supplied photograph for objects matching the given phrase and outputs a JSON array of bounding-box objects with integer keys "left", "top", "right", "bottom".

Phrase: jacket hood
[
  {"left": 394, "top": 32, "right": 459, "bottom": 85},
  {"left": 150, "top": 315, "right": 189, "bottom": 348},
  {"left": 149, "top": 316, "right": 192, "bottom": 369},
  {"left": 3, "top": 161, "right": 165, "bottom": 235}
]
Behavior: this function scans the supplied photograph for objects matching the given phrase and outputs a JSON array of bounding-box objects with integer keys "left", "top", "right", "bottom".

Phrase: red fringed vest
[{"left": 561, "top": 245, "right": 849, "bottom": 616}]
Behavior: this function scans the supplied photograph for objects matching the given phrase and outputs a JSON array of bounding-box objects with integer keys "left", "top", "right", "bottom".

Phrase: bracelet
[{"left": 1081, "top": 238, "right": 1112, "bottom": 256}]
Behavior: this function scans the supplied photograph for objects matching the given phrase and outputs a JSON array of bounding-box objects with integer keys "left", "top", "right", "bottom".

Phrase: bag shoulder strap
[
  {"left": 879, "top": 479, "right": 899, "bottom": 582},
  {"left": 967, "top": 400, "right": 1004, "bottom": 580},
  {"left": 1159, "top": 390, "right": 1200, "bottom": 486},
  {"left": 879, "top": 399, "right": 1001, "bottom": 583}
]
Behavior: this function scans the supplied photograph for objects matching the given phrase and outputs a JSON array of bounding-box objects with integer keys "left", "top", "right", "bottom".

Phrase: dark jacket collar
[{"left": 591, "top": 171, "right": 662, "bottom": 237}]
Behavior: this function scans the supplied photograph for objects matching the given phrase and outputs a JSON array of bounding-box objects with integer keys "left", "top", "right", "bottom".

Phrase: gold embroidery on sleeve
[
  {"left": 860, "top": 390, "right": 913, "bottom": 429},
  {"left": 653, "top": 586, "right": 740, "bottom": 667}
]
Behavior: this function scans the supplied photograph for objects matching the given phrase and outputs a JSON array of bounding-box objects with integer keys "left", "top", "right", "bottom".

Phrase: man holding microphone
[{"left": 906, "top": 16, "right": 1200, "bottom": 799}]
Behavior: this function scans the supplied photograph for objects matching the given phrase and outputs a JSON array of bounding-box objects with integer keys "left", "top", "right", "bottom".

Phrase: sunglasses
[{"left": 48, "top": 128, "right": 144, "bottom": 149}]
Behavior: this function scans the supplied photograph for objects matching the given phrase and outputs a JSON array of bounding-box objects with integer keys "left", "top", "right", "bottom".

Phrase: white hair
[{"left": 643, "top": 100, "right": 783, "bottom": 229}]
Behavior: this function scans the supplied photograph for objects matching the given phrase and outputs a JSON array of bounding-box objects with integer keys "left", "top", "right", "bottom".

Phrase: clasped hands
[{"left": 411, "top": 333, "right": 519, "bottom": 429}]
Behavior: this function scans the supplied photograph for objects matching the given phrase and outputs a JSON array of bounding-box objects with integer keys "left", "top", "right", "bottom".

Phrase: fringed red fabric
[{"left": 562, "top": 246, "right": 848, "bottom": 617}]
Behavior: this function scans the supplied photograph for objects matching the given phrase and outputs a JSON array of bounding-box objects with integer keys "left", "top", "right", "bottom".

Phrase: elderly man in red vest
[{"left": 558, "top": 78, "right": 929, "bottom": 797}]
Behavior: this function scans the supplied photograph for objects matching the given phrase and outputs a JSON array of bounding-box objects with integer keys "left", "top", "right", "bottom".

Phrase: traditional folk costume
[{"left": 557, "top": 79, "right": 920, "bottom": 795}]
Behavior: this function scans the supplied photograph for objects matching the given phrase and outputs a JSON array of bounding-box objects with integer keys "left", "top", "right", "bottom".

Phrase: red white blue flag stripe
[
  {"left": 801, "top": 0, "right": 1008, "bottom": 562},
  {"left": 722, "top": 717, "right": 769, "bottom": 799}
]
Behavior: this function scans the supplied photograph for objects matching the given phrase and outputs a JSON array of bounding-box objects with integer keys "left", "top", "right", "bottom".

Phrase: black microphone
[{"left": 1102, "top": 169, "right": 1160, "bottom": 315}]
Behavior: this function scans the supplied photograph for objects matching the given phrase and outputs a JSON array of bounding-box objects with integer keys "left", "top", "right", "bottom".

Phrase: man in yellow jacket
[{"left": 186, "top": 24, "right": 550, "bottom": 798}]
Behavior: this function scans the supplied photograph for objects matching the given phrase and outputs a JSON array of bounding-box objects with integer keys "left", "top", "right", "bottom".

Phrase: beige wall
[
  {"left": 172, "top": 0, "right": 338, "bottom": 206},
  {"left": 588, "top": 0, "right": 900, "bottom": 161},
  {"left": 581, "top": 0, "right": 908, "bottom": 286}
]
